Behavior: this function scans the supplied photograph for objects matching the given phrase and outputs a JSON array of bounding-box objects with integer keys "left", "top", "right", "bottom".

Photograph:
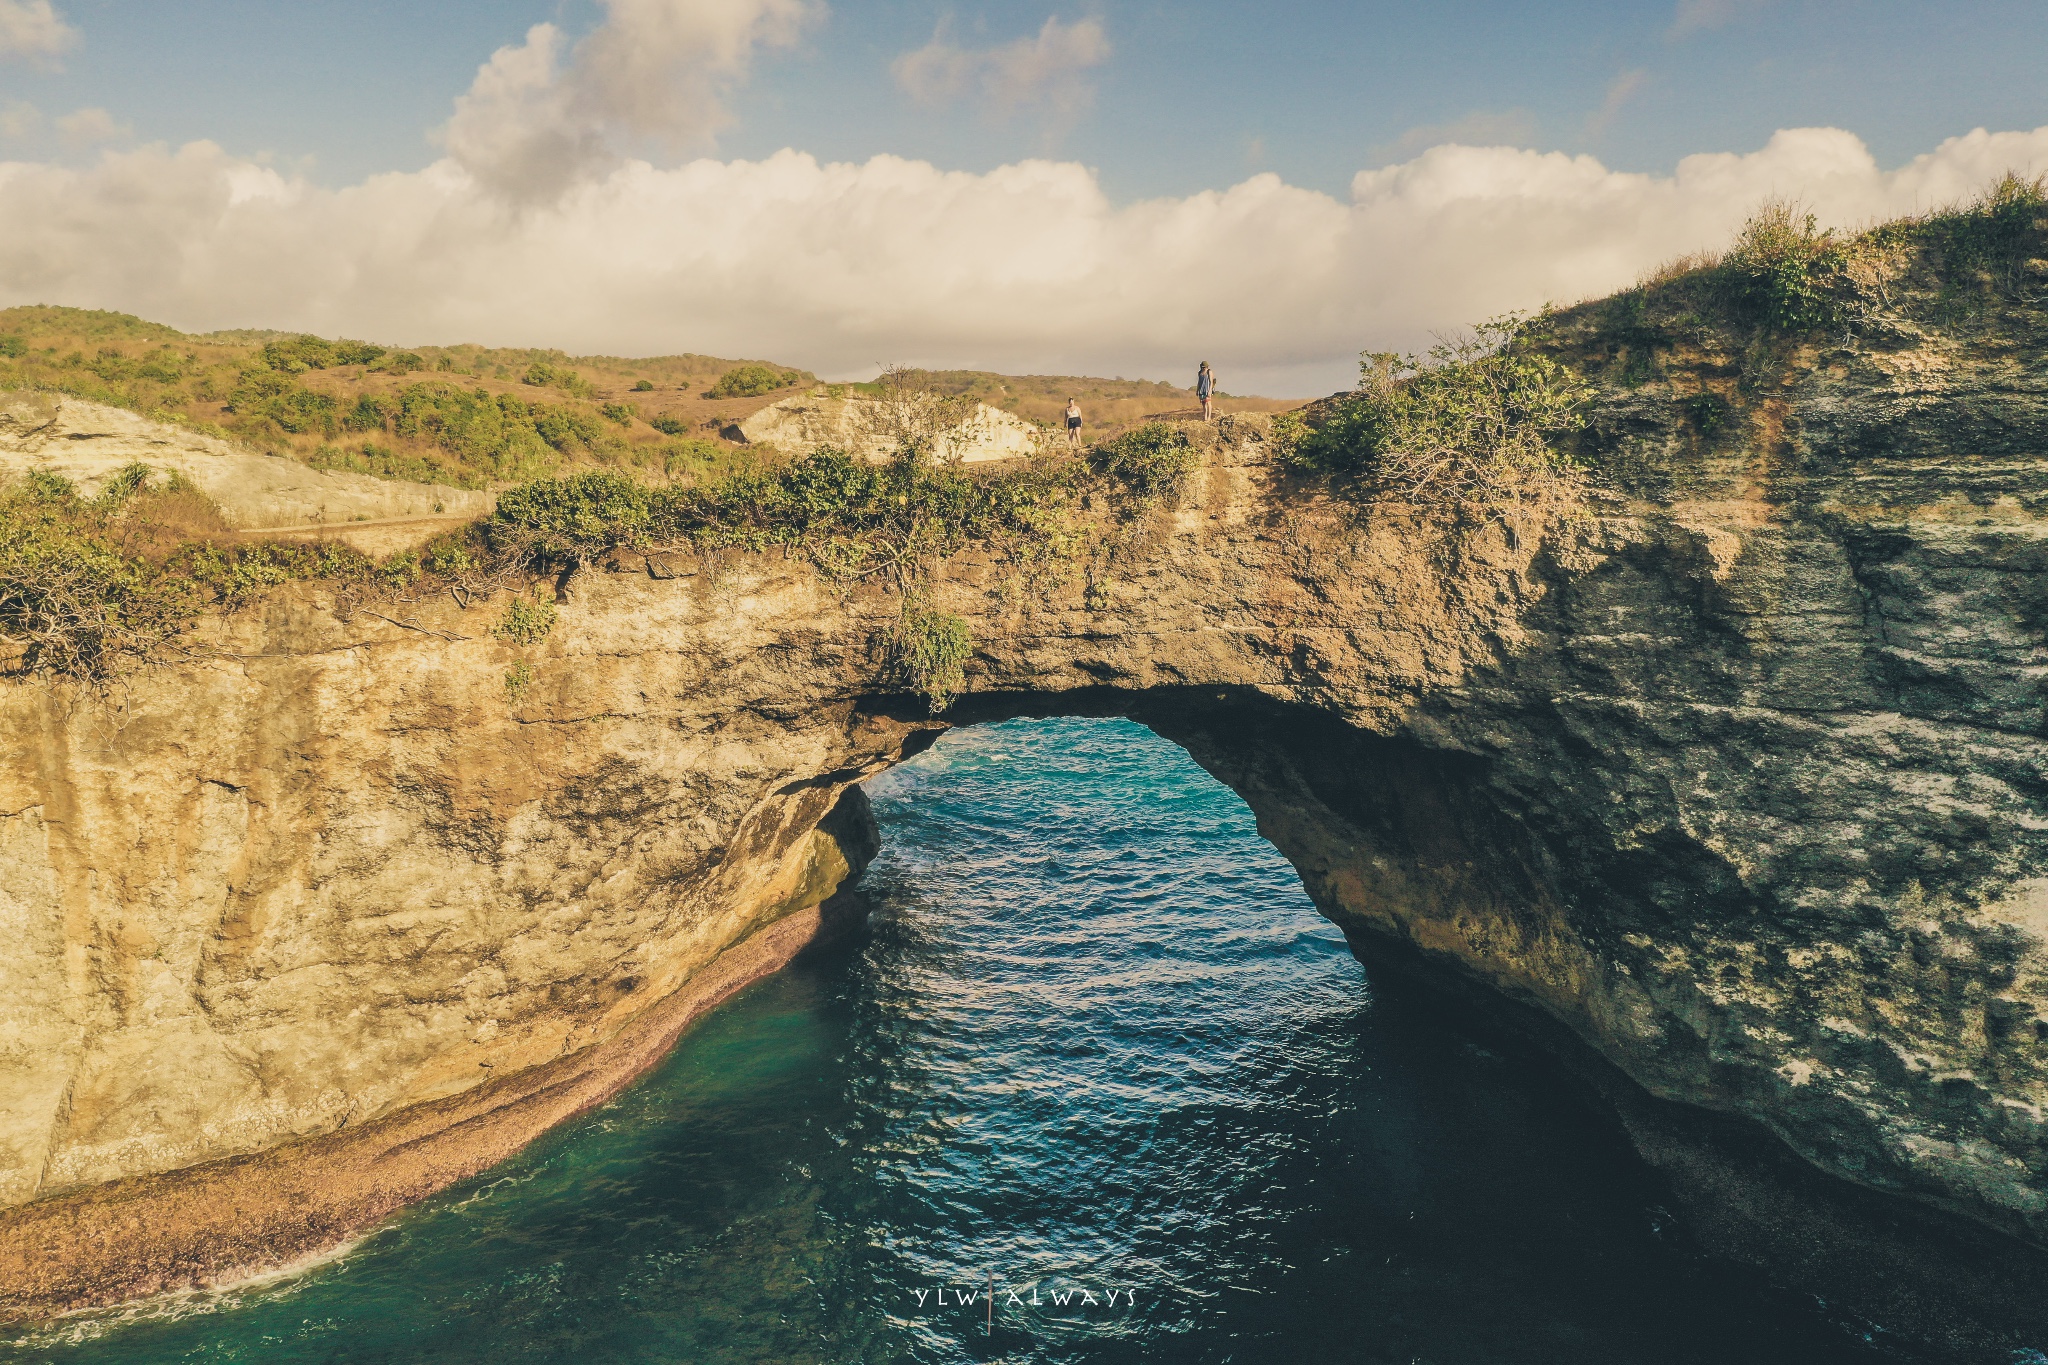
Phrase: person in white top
[{"left": 1065, "top": 398, "right": 1083, "bottom": 448}]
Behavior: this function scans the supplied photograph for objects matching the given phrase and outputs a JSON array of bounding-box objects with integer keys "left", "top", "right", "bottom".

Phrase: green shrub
[
  {"left": 343, "top": 394, "right": 389, "bottom": 432},
  {"left": 891, "top": 600, "right": 971, "bottom": 710},
  {"left": 0, "top": 335, "right": 24, "bottom": 359},
  {"left": 422, "top": 535, "right": 478, "bottom": 577},
  {"left": 0, "top": 470, "right": 201, "bottom": 683},
  {"left": 135, "top": 353, "right": 184, "bottom": 384},
  {"left": 669, "top": 446, "right": 1079, "bottom": 583},
  {"left": 384, "top": 382, "right": 614, "bottom": 480},
  {"left": 493, "top": 593, "right": 558, "bottom": 644},
  {"left": 88, "top": 348, "right": 134, "bottom": 383},
  {"left": 260, "top": 335, "right": 333, "bottom": 373},
  {"left": 1721, "top": 201, "right": 1848, "bottom": 332},
  {"left": 1269, "top": 410, "right": 1306, "bottom": 459},
  {"left": 490, "top": 469, "right": 654, "bottom": 566},
  {"left": 503, "top": 659, "right": 535, "bottom": 702},
  {"left": 708, "top": 364, "right": 798, "bottom": 399},
  {"left": 632, "top": 379, "right": 655, "bottom": 392},
  {"left": 655, "top": 437, "right": 729, "bottom": 481},
  {"left": 1289, "top": 314, "right": 1588, "bottom": 510},
  {"left": 1684, "top": 393, "right": 1731, "bottom": 435},
  {"left": 306, "top": 441, "right": 486, "bottom": 489},
  {"left": 480, "top": 442, "right": 1081, "bottom": 584},
  {"left": 179, "top": 542, "right": 306, "bottom": 605},
  {"left": 226, "top": 369, "right": 339, "bottom": 437},
  {"left": 258, "top": 335, "right": 381, "bottom": 372},
  {"left": 530, "top": 402, "right": 607, "bottom": 452},
  {"left": 378, "top": 351, "right": 425, "bottom": 375},
  {"left": 522, "top": 361, "right": 596, "bottom": 399},
  {"left": 1090, "top": 423, "right": 1197, "bottom": 504},
  {"left": 600, "top": 401, "right": 637, "bottom": 426},
  {"left": 650, "top": 415, "right": 689, "bottom": 436},
  {"left": 177, "top": 539, "right": 376, "bottom": 608},
  {"left": 1891, "top": 172, "right": 2048, "bottom": 319}
]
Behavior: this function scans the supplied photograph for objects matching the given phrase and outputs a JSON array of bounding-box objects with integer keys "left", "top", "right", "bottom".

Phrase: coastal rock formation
[{"left": 3, "top": 301, "right": 2048, "bottom": 1351}]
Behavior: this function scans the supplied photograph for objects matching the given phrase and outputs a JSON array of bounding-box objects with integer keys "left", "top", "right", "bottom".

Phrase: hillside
[
  {"left": 0, "top": 305, "right": 825, "bottom": 490},
  {"left": 0, "top": 308, "right": 1286, "bottom": 492}
]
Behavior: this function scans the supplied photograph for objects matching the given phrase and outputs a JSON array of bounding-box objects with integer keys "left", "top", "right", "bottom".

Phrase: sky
[{"left": 1, "top": 0, "right": 2045, "bottom": 394}]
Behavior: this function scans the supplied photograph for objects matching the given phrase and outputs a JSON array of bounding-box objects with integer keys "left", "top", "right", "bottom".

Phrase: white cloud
[
  {"left": 0, "top": 0, "right": 75, "bottom": 66},
  {"left": 1670, "top": 0, "right": 1776, "bottom": 38},
  {"left": 54, "top": 106, "right": 130, "bottom": 148},
  {"left": 0, "top": 126, "right": 2043, "bottom": 395},
  {"left": 894, "top": 16, "right": 1110, "bottom": 119},
  {"left": 440, "top": 0, "right": 815, "bottom": 202}
]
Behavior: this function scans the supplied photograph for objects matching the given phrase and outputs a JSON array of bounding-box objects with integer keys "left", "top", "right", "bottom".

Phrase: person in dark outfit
[{"left": 1196, "top": 361, "right": 1216, "bottom": 421}]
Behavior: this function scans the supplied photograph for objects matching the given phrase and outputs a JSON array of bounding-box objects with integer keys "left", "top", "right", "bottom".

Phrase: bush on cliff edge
[
  {"left": 0, "top": 469, "right": 202, "bottom": 683},
  {"left": 1288, "top": 314, "right": 1590, "bottom": 512}
]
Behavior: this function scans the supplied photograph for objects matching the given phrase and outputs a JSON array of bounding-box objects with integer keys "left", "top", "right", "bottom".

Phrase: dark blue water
[{"left": 4, "top": 717, "right": 1883, "bottom": 1364}]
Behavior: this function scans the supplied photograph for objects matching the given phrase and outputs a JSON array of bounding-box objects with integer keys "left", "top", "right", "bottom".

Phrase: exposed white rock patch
[
  {"left": 738, "top": 389, "right": 1044, "bottom": 463},
  {"left": 0, "top": 393, "right": 494, "bottom": 530}
]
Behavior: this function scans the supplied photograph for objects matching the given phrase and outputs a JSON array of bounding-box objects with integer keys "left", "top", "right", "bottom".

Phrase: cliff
[{"left": 5, "top": 239, "right": 2048, "bottom": 1352}]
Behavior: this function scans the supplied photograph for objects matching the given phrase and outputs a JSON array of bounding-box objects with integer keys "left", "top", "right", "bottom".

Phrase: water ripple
[{"left": 7, "top": 717, "right": 1891, "bottom": 1365}]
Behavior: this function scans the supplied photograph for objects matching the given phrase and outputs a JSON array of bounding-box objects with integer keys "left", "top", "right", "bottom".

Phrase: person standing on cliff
[
  {"left": 1065, "top": 397, "right": 1083, "bottom": 448},
  {"left": 1195, "top": 362, "right": 1216, "bottom": 421}
]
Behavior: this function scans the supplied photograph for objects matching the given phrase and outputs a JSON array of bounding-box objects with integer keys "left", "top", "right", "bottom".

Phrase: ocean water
[{"left": 4, "top": 716, "right": 1888, "bottom": 1365}]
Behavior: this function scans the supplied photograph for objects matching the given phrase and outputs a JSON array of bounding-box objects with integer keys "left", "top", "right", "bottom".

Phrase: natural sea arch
[
  {"left": 1, "top": 714, "right": 1891, "bottom": 1365},
  {"left": 8, "top": 415, "right": 2048, "bottom": 1361}
]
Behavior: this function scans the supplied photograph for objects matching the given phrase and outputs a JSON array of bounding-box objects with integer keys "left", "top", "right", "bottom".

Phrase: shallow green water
[{"left": 7, "top": 716, "right": 1892, "bottom": 1364}]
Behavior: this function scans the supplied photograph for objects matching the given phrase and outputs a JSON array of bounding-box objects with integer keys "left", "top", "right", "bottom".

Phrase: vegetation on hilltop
[
  {"left": 1559, "top": 172, "right": 2048, "bottom": 389},
  {"left": 0, "top": 308, "right": 1289, "bottom": 494},
  {"left": 0, "top": 306, "right": 816, "bottom": 489},
  {"left": 1290, "top": 174, "right": 2048, "bottom": 512}
]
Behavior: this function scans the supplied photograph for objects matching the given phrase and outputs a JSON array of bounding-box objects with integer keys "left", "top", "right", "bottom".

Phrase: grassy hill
[
  {"left": 0, "top": 308, "right": 1289, "bottom": 490},
  {"left": 0, "top": 306, "right": 822, "bottom": 489}
]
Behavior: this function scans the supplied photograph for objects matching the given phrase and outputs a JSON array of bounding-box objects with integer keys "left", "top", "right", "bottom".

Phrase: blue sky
[
  {"left": 11, "top": 0, "right": 2045, "bottom": 198},
  {"left": 2, "top": 0, "right": 2045, "bottom": 390}
]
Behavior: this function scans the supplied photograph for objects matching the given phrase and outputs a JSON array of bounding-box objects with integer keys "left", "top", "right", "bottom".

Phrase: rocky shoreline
[{"left": 0, "top": 791, "right": 875, "bottom": 1322}]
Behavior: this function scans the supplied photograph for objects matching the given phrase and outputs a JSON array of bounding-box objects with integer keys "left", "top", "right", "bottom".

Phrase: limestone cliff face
[{"left": 3, "top": 306, "right": 2048, "bottom": 1335}]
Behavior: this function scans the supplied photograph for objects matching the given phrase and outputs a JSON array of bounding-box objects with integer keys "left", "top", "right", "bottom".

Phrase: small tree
[{"left": 859, "top": 365, "right": 980, "bottom": 467}]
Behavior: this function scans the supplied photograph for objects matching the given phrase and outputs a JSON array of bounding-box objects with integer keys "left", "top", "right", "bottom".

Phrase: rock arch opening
[
  {"left": 3, "top": 711, "right": 1885, "bottom": 1363},
  {"left": 840, "top": 691, "right": 2048, "bottom": 1359}
]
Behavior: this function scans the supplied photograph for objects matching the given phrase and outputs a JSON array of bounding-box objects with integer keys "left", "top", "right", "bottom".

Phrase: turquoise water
[{"left": 5, "top": 716, "right": 1886, "bottom": 1365}]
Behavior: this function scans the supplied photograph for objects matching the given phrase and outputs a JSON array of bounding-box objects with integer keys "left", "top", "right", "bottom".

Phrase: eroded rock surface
[{"left": 3, "top": 306, "right": 2048, "bottom": 1343}]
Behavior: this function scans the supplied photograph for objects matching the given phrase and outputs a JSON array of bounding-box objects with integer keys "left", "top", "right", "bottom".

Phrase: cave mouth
[{"left": 20, "top": 714, "right": 1888, "bottom": 1364}]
